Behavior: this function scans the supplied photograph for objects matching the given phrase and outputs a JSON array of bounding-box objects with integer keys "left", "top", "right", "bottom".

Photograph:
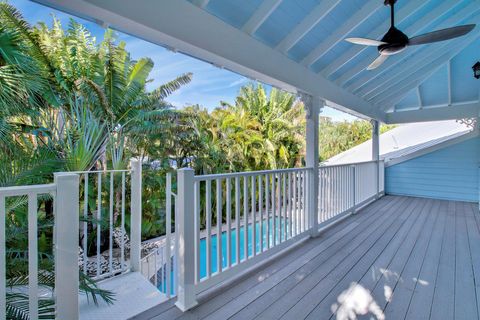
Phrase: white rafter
[
  {"left": 365, "top": 26, "right": 479, "bottom": 104},
  {"left": 242, "top": 0, "right": 282, "bottom": 35},
  {"left": 191, "top": 0, "right": 210, "bottom": 9},
  {"left": 337, "top": 0, "right": 466, "bottom": 89},
  {"left": 416, "top": 86, "right": 423, "bottom": 109},
  {"left": 374, "top": 34, "right": 479, "bottom": 108},
  {"left": 275, "top": 0, "right": 341, "bottom": 54},
  {"left": 353, "top": 4, "right": 480, "bottom": 98},
  {"left": 447, "top": 59, "right": 452, "bottom": 106},
  {"left": 34, "top": 0, "right": 385, "bottom": 121},
  {"left": 320, "top": 0, "right": 425, "bottom": 77},
  {"left": 301, "top": 0, "right": 383, "bottom": 67}
]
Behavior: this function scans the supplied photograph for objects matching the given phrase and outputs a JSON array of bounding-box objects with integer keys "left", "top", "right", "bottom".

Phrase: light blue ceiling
[{"left": 188, "top": 0, "right": 480, "bottom": 115}]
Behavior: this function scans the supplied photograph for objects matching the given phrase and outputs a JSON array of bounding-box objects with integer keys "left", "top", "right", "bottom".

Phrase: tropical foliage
[
  {"left": 0, "top": 3, "right": 393, "bottom": 318},
  {"left": 0, "top": 3, "right": 191, "bottom": 318}
]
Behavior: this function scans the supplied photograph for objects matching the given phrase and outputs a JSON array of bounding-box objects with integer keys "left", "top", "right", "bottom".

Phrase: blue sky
[{"left": 12, "top": 0, "right": 356, "bottom": 121}]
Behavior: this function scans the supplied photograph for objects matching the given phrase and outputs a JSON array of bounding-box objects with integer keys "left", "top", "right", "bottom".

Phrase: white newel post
[
  {"left": 175, "top": 168, "right": 198, "bottom": 311},
  {"left": 130, "top": 159, "right": 142, "bottom": 272},
  {"left": 371, "top": 119, "right": 380, "bottom": 198},
  {"left": 300, "top": 93, "right": 324, "bottom": 237},
  {"left": 54, "top": 173, "right": 80, "bottom": 320}
]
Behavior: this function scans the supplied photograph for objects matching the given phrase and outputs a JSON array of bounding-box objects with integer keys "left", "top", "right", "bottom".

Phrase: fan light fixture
[
  {"left": 345, "top": 0, "right": 476, "bottom": 70},
  {"left": 473, "top": 61, "right": 480, "bottom": 79}
]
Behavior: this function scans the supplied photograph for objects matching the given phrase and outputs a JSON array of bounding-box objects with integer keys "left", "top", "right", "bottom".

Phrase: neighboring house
[{"left": 326, "top": 120, "right": 478, "bottom": 202}]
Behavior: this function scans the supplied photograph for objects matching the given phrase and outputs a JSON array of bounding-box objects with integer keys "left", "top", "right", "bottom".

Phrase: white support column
[
  {"left": 54, "top": 173, "right": 80, "bottom": 320},
  {"left": 300, "top": 93, "right": 324, "bottom": 237},
  {"left": 175, "top": 168, "right": 198, "bottom": 311},
  {"left": 371, "top": 119, "right": 380, "bottom": 198},
  {"left": 130, "top": 159, "right": 142, "bottom": 272}
]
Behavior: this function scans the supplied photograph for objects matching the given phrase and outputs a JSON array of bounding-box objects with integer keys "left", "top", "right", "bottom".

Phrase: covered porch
[{"left": 2, "top": 0, "right": 479, "bottom": 319}]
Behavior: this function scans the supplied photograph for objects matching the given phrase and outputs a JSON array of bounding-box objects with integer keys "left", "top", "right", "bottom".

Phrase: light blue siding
[{"left": 386, "top": 137, "right": 479, "bottom": 202}]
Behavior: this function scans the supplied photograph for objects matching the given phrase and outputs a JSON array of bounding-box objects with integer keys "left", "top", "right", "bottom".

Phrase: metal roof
[{"left": 324, "top": 120, "right": 474, "bottom": 165}]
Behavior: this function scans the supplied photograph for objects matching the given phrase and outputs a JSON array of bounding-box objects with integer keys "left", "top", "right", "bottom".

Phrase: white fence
[
  {"left": 140, "top": 173, "right": 178, "bottom": 299},
  {"left": 174, "top": 161, "right": 383, "bottom": 310},
  {"left": 319, "top": 160, "right": 384, "bottom": 225},
  {"left": 0, "top": 160, "right": 142, "bottom": 320},
  {"left": 72, "top": 169, "right": 131, "bottom": 280},
  {"left": 0, "top": 174, "right": 79, "bottom": 320}
]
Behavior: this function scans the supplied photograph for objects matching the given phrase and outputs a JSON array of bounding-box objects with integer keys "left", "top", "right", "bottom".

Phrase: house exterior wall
[{"left": 385, "top": 136, "right": 479, "bottom": 202}]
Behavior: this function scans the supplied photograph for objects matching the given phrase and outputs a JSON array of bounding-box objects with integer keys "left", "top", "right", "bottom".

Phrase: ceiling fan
[{"left": 345, "top": 0, "right": 476, "bottom": 70}]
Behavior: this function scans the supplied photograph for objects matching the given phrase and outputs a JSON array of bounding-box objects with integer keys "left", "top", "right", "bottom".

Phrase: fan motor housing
[{"left": 379, "top": 26, "right": 409, "bottom": 55}]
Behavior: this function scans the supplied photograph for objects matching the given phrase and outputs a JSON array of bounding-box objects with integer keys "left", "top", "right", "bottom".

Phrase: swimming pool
[{"left": 157, "top": 218, "right": 289, "bottom": 295}]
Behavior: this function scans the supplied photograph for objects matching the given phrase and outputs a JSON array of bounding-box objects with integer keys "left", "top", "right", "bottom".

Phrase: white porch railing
[
  {"left": 175, "top": 161, "right": 384, "bottom": 310},
  {"left": 139, "top": 173, "right": 178, "bottom": 299},
  {"left": 0, "top": 174, "right": 79, "bottom": 320},
  {"left": 72, "top": 169, "right": 131, "bottom": 280},
  {"left": 1, "top": 159, "right": 383, "bottom": 317},
  {"left": 319, "top": 160, "right": 385, "bottom": 225}
]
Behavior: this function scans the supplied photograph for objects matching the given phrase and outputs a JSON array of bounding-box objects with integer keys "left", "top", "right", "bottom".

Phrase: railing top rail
[
  {"left": 0, "top": 183, "right": 56, "bottom": 197},
  {"left": 320, "top": 159, "right": 383, "bottom": 169},
  {"left": 59, "top": 169, "right": 131, "bottom": 174},
  {"left": 194, "top": 167, "right": 313, "bottom": 181}
]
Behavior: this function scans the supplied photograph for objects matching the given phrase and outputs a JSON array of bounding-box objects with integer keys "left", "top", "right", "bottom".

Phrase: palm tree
[
  {"left": 220, "top": 84, "right": 305, "bottom": 170},
  {"left": 0, "top": 3, "right": 193, "bottom": 318}
]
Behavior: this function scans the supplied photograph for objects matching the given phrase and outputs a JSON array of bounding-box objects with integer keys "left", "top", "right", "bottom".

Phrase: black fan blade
[
  {"left": 345, "top": 37, "right": 387, "bottom": 46},
  {"left": 409, "top": 24, "right": 476, "bottom": 46},
  {"left": 367, "top": 55, "right": 388, "bottom": 70}
]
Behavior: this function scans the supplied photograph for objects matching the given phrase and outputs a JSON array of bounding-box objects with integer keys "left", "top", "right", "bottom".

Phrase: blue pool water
[{"left": 157, "top": 218, "right": 289, "bottom": 295}]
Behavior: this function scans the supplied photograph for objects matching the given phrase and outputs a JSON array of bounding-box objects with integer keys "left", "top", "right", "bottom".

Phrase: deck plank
[
  {"left": 145, "top": 196, "right": 401, "bottom": 320},
  {"left": 349, "top": 198, "right": 434, "bottom": 320},
  {"left": 224, "top": 197, "right": 408, "bottom": 320},
  {"left": 467, "top": 202, "right": 480, "bottom": 318},
  {"left": 305, "top": 197, "right": 428, "bottom": 320},
  {"left": 266, "top": 197, "right": 423, "bottom": 320},
  {"left": 382, "top": 199, "right": 442, "bottom": 319},
  {"left": 404, "top": 200, "right": 447, "bottom": 320},
  {"left": 205, "top": 197, "right": 408, "bottom": 320},
  {"left": 454, "top": 201, "right": 478, "bottom": 320},
  {"left": 430, "top": 201, "right": 456, "bottom": 320},
  {"left": 292, "top": 200, "right": 432, "bottom": 319},
  {"left": 133, "top": 196, "right": 480, "bottom": 320}
]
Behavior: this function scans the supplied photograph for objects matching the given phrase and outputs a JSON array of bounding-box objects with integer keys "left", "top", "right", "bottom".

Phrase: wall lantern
[{"left": 473, "top": 61, "right": 480, "bottom": 79}]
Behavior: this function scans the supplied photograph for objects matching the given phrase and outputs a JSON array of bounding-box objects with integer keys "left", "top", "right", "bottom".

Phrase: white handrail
[{"left": 194, "top": 167, "right": 313, "bottom": 181}]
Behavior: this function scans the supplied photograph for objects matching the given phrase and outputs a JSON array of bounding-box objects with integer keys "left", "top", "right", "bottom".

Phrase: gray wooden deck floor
[{"left": 133, "top": 195, "right": 480, "bottom": 320}]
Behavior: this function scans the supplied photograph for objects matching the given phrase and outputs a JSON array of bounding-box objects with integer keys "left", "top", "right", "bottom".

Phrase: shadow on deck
[{"left": 132, "top": 195, "right": 480, "bottom": 320}]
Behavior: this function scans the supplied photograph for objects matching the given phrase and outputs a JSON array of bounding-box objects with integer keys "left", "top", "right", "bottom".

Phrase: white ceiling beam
[
  {"left": 301, "top": 0, "right": 383, "bottom": 67},
  {"left": 34, "top": 0, "right": 385, "bottom": 121},
  {"left": 347, "top": 2, "right": 480, "bottom": 97},
  {"left": 385, "top": 102, "right": 480, "bottom": 124},
  {"left": 242, "top": 0, "right": 282, "bottom": 35},
  {"left": 416, "top": 86, "right": 423, "bottom": 109},
  {"left": 320, "top": 0, "right": 426, "bottom": 77},
  {"left": 335, "top": 0, "right": 468, "bottom": 92},
  {"left": 191, "top": 0, "right": 210, "bottom": 9},
  {"left": 302, "top": 0, "right": 384, "bottom": 67},
  {"left": 447, "top": 59, "right": 452, "bottom": 106},
  {"left": 369, "top": 32, "right": 479, "bottom": 105},
  {"left": 374, "top": 34, "right": 479, "bottom": 108},
  {"left": 275, "top": 0, "right": 341, "bottom": 54}
]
